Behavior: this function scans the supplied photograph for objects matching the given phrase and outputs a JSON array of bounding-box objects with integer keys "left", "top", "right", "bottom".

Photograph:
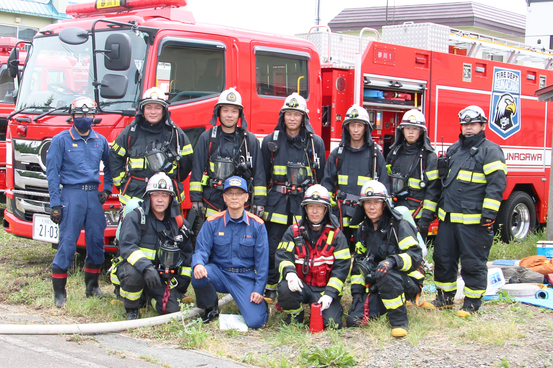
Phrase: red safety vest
[{"left": 292, "top": 223, "right": 336, "bottom": 288}]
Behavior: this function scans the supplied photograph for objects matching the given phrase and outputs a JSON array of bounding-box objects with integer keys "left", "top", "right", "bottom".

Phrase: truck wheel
[{"left": 497, "top": 191, "right": 536, "bottom": 242}]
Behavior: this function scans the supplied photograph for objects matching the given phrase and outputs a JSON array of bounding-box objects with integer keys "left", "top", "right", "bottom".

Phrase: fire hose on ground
[{"left": 0, "top": 294, "right": 234, "bottom": 335}]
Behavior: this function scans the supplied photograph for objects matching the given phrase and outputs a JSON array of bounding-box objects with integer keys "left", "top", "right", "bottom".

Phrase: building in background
[{"left": 0, "top": 0, "right": 71, "bottom": 42}]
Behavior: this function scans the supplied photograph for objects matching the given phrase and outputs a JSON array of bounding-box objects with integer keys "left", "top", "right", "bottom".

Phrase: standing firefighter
[
  {"left": 261, "top": 93, "right": 326, "bottom": 301},
  {"left": 386, "top": 109, "right": 440, "bottom": 241},
  {"left": 46, "top": 97, "right": 113, "bottom": 308},
  {"left": 276, "top": 185, "right": 351, "bottom": 328},
  {"left": 347, "top": 181, "right": 423, "bottom": 337},
  {"left": 189, "top": 88, "right": 266, "bottom": 219},
  {"left": 111, "top": 173, "right": 193, "bottom": 320},
  {"left": 423, "top": 106, "right": 507, "bottom": 317},
  {"left": 110, "top": 87, "right": 193, "bottom": 204},
  {"left": 322, "top": 104, "right": 389, "bottom": 251}
]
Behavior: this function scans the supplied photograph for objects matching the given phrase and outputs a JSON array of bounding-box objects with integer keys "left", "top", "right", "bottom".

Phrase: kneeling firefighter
[
  {"left": 276, "top": 185, "right": 351, "bottom": 328},
  {"left": 347, "top": 180, "right": 424, "bottom": 338},
  {"left": 110, "top": 173, "right": 193, "bottom": 320}
]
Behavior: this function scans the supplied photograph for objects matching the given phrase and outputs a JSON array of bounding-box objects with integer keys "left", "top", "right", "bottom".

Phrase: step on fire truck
[{"left": 3, "top": 0, "right": 551, "bottom": 252}]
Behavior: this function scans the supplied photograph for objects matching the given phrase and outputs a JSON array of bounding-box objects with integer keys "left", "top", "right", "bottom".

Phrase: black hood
[
  {"left": 208, "top": 104, "right": 248, "bottom": 129},
  {"left": 274, "top": 110, "right": 314, "bottom": 134},
  {"left": 135, "top": 109, "right": 174, "bottom": 134},
  {"left": 389, "top": 125, "right": 434, "bottom": 152},
  {"left": 350, "top": 198, "right": 403, "bottom": 227},
  {"left": 340, "top": 119, "right": 373, "bottom": 148},
  {"left": 143, "top": 193, "right": 182, "bottom": 219}
]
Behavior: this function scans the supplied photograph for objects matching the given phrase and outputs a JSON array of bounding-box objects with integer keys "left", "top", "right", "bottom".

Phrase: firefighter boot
[
  {"left": 84, "top": 263, "right": 104, "bottom": 298},
  {"left": 201, "top": 306, "right": 220, "bottom": 324},
  {"left": 457, "top": 297, "right": 481, "bottom": 318},
  {"left": 193, "top": 282, "right": 219, "bottom": 324},
  {"left": 391, "top": 324, "right": 408, "bottom": 338},
  {"left": 285, "top": 310, "right": 305, "bottom": 325},
  {"left": 126, "top": 308, "right": 140, "bottom": 320},
  {"left": 52, "top": 268, "right": 67, "bottom": 308},
  {"left": 422, "top": 289, "right": 455, "bottom": 310}
]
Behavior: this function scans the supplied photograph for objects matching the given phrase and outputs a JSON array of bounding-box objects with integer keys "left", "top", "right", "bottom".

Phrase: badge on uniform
[
  {"left": 72, "top": 144, "right": 78, "bottom": 147},
  {"left": 218, "top": 232, "right": 224, "bottom": 236}
]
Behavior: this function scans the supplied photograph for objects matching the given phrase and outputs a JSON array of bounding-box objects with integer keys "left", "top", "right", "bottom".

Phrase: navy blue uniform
[
  {"left": 46, "top": 126, "right": 113, "bottom": 271},
  {"left": 191, "top": 210, "right": 269, "bottom": 329}
]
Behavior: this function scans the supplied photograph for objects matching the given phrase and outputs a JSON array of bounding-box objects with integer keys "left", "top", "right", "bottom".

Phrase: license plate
[{"left": 32, "top": 214, "right": 60, "bottom": 244}]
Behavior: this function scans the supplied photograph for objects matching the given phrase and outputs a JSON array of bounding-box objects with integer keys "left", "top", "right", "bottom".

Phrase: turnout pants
[
  {"left": 116, "top": 262, "right": 189, "bottom": 314},
  {"left": 192, "top": 264, "right": 268, "bottom": 329},
  {"left": 433, "top": 219, "right": 493, "bottom": 304},
  {"left": 347, "top": 270, "right": 419, "bottom": 328},
  {"left": 53, "top": 186, "right": 106, "bottom": 271},
  {"left": 277, "top": 280, "right": 343, "bottom": 329},
  {"left": 265, "top": 221, "right": 291, "bottom": 289}
]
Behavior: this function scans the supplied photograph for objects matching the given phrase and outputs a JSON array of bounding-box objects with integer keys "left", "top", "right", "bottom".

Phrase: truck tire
[{"left": 497, "top": 191, "right": 536, "bottom": 242}]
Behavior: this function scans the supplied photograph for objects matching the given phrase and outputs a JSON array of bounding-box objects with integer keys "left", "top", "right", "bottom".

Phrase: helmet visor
[
  {"left": 73, "top": 99, "right": 97, "bottom": 114},
  {"left": 158, "top": 242, "right": 181, "bottom": 269},
  {"left": 458, "top": 108, "right": 487, "bottom": 124}
]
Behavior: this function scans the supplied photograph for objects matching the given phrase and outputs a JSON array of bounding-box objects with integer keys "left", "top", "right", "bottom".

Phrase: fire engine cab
[{"left": 2, "top": 0, "right": 551, "bottom": 251}]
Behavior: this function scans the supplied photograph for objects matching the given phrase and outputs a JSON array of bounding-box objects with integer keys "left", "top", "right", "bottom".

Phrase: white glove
[
  {"left": 285, "top": 272, "right": 303, "bottom": 293},
  {"left": 318, "top": 295, "right": 333, "bottom": 311},
  {"left": 252, "top": 205, "right": 264, "bottom": 218}
]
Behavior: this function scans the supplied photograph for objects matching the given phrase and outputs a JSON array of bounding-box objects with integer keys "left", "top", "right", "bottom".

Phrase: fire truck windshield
[{"left": 16, "top": 29, "right": 148, "bottom": 115}]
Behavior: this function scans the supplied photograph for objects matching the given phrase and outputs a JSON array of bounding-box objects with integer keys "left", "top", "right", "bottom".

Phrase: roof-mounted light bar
[{"left": 66, "top": 0, "right": 187, "bottom": 16}]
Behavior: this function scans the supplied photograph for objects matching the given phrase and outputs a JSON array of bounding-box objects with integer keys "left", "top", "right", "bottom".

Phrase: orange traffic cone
[{"left": 310, "top": 303, "right": 324, "bottom": 333}]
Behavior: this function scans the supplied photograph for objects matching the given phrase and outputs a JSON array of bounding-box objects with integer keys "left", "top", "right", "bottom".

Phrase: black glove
[
  {"left": 480, "top": 217, "right": 495, "bottom": 228},
  {"left": 417, "top": 218, "right": 430, "bottom": 236},
  {"left": 352, "top": 293, "right": 364, "bottom": 308},
  {"left": 98, "top": 190, "right": 111, "bottom": 205},
  {"left": 374, "top": 258, "right": 396, "bottom": 279},
  {"left": 50, "top": 206, "right": 63, "bottom": 225},
  {"left": 143, "top": 265, "right": 162, "bottom": 290}
]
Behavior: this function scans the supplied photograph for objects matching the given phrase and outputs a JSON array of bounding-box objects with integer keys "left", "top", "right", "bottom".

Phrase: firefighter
[
  {"left": 110, "top": 87, "right": 193, "bottom": 204},
  {"left": 386, "top": 109, "right": 440, "bottom": 241},
  {"left": 111, "top": 173, "right": 193, "bottom": 320},
  {"left": 346, "top": 180, "right": 423, "bottom": 337},
  {"left": 191, "top": 176, "right": 269, "bottom": 329},
  {"left": 189, "top": 88, "right": 266, "bottom": 220},
  {"left": 261, "top": 92, "right": 326, "bottom": 301},
  {"left": 321, "top": 104, "right": 389, "bottom": 252},
  {"left": 46, "top": 97, "right": 113, "bottom": 308},
  {"left": 276, "top": 185, "right": 351, "bottom": 328},
  {"left": 423, "top": 106, "right": 507, "bottom": 317}
]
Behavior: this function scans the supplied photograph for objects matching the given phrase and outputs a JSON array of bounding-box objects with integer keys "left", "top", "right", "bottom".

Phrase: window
[
  {"left": 0, "top": 24, "right": 37, "bottom": 41},
  {"left": 255, "top": 48, "right": 309, "bottom": 98},
  {"left": 156, "top": 38, "right": 225, "bottom": 104}
]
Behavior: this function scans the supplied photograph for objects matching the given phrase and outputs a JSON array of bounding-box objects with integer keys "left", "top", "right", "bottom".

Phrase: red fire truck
[
  {"left": 0, "top": 37, "right": 24, "bottom": 202},
  {"left": 2, "top": 0, "right": 550, "bottom": 252}
]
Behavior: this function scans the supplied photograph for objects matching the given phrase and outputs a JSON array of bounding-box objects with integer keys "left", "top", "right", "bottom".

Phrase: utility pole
[{"left": 315, "top": 0, "right": 321, "bottom": 25}]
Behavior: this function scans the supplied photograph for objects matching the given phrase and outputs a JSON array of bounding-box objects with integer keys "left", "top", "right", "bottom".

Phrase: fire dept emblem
[
  {"left": 227, "top": 92, "right": 237, "bottom": 102},
  {"left": 229, "top": 178, "right": 242, "bottom": 186},
  {"left": 288, "top": 98, "right": 298, "bottom": 107},
  {"left": 489, "top": 67, "right": 521, "bottom": 140},
  {"left": 157, "top": 179, "right": 168, "bottom": 189}
]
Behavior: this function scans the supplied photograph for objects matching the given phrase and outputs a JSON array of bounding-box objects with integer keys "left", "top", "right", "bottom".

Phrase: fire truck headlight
[
  {"left": 6, "top": 196, "right": 13, "bottom": 214},
  {"left": 104, "top": 209, "right": 119, "bottom": 227}
]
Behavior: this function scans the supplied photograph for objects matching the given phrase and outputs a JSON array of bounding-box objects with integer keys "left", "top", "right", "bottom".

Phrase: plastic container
[
  {"left": 536, "top": 241, "right": 553, "bottom": 259},
  {"left": 485, "top": 268, "right": 506, "bottom": 296},
  {"left": 309, "top": 303, "right": 323, "bottom": 333}
]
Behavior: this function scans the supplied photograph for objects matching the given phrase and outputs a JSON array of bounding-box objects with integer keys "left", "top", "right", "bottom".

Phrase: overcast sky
[{"left": 185, "top": 0, "right": 528, "bottom": 36}]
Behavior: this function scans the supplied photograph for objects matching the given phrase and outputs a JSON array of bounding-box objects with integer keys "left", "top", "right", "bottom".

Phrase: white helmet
[
  {"left": 302, "top": 184, "right": 331, "bottom": 212},
  {"left": 359, "top": 180, "right": 389, "bottom": 202},
  {"left": 400, "top": 109, "right": 426, "bottom": 132},
  {"left": 343, "top": 104, "right": 371, "bottom": 126},
  {"left": 140, "top": 87, "right": 168, "bottom": 111},
  {"left": 458, "top": 105, "right": 488, "bottom": 124},
  {"left": 281, "top": 93, "right": 308, "bottom": 115},
  {"left": 145, "top": 172, "right": 174, "bottom": 196},
  {"left": 70, "top": 96, "right": 97, "bottom": 115},
  {"left": 216, "top": 87, "right": 243, "bottom": 110}
]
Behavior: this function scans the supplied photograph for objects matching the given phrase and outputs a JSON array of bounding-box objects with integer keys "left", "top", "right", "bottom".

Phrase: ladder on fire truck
[{"left": 448, "top": 28, "right": 553, "bottom": 70}]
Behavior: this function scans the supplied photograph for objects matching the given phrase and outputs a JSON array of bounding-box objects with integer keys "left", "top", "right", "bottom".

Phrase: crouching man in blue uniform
[
  {"left": 46, "top": 97, "right": 113, "bottom": 308},
  {"left": 191, "top": 176, "right": 269, "bottom": 329}
]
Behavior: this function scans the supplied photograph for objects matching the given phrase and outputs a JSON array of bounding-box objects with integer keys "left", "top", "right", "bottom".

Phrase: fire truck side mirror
[
  {"left": 104, "top": 33, "right": 132, "bottom": 71},
  {"left": 59, "top": 27, "right": 89, "bottom": 45},
  {"left": 7, "top": 47, "right": 19, "bottom": 79},
  {"left": 100, "top": 74, "right": 128, "bottom": 99}
]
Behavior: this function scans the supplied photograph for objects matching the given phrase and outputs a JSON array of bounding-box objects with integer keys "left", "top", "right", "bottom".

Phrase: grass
[{"left": 0, "top": 227, "right": 551, "bottom": 367}]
